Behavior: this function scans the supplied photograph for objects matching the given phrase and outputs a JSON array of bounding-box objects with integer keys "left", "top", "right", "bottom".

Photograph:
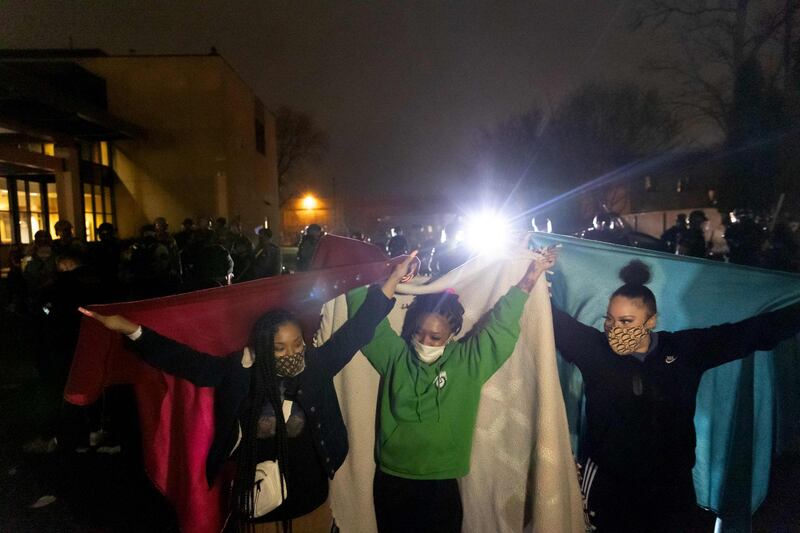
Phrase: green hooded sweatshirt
[{"left": 347, "top": 285, "right": 528, "bottom": 480}]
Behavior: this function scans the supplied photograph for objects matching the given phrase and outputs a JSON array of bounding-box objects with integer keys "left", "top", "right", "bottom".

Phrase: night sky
[{"left": 1, "top": 0, "right": 657, "bottom": 200}]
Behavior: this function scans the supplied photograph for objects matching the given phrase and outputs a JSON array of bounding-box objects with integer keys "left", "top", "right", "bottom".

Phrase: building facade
[{"left": 0, "top": 49, "right": 279, "bottom": 265}]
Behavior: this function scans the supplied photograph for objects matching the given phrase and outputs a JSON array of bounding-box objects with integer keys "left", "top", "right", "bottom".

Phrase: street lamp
[{"left": 302, "top": 194, "right": 318, "bottom": 210}]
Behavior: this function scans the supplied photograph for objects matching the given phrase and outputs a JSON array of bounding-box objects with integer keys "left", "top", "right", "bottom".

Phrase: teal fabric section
[{"left": 531, "top": 232, "right": 800, "bottom": 528}]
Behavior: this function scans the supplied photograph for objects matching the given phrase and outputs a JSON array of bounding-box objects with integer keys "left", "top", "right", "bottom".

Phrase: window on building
[
  {"left": 83, "top": 183, "right": 96, "bottom": 241},
  {"left": 100, "top": 142, "right": 109, "bottom": 166},
  {"left": 82, "top": 180, "right": 115, "bottom": 241},
  {"left": 79, "top": 141, "right": 112, "bottom": 166},
  {"left": 17, "top": 180, "right": 46, "bottom": 244},
  {"left": 0, "top": 176, "right": 58, "bottom": 245},
  {"left": 0, "top": 178, "right": 12, "bottom": 244},
  {"left": 47, "top": 183, "right": 59, "bottom": 237}
]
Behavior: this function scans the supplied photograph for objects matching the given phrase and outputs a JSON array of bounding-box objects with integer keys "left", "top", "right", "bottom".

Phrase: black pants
[
  {"left": 583, "top": 458, "right": 697, "bottom": 533},
  {"left": 373, "top": 469, "right": 462, "bottom": 533}
]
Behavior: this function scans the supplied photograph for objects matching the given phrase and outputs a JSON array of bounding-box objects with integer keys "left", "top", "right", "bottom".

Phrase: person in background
[
  {"left": 550, "top": 260, "right": 800, "bottom": 533},
  {"left": 24, "top": 230, "right": 57, "bottom": 303},
  {"left": 296, "top": 224, "right": 323, "bottom": 272},
  {"left": 725, "top": 209, "right": 766, "bottom": 267},
  {"left": 196, "top": 216, "right": 213, "bottom": 232},
  {"left": 4, "top": 245, "right": 28, "bottom": 314},
  {"left": 676, "top": 210, "right": 708, "bottom": 258},
  {"left": 213, "top": 217, "right": 235, "bottom": 251},
  {"left": 154, "top": 217, "right": 182, "bottom": 289},
  {"left": 252, "top": 228, "right": 282, "bottom": 279},
  {"left": 79, "top": 254, "right": 417, "bottom": 533},
  {"left": 385, "top": 235, "right": 409, "bottom": 258},
  {"left": 121, "top": 225, "right": 172, "bottom": 299},
  {"left": 660, "top": 214, "right": 687, "bottom": 254},
  {"left": 174, "top": 218, "right": 195, "bottom": 250},
  {"left": 763, "top": 222, "right": 800, "bottom": 272},
  {"left": 432, "top": 221, "right": 470, "bottom": 275},
  {"left": 89, "top": 223, "right": 124, "bottom": 302},
  {"left": 228, "top": 219, "right": 255, "bottom": 282},
  {"left": 26, "top": 250, "right": 103, "bottom": 455},
  {"left": 181, "top": 228, "right": 234, "bottom": 291},
  {"left": 52, "top": 220, "right": 85, "bottom": 257}
]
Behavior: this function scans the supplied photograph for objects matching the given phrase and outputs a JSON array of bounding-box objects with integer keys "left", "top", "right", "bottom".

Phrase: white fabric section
[{"left": 321, "top": 250, "right": 584, "bottom": 533}]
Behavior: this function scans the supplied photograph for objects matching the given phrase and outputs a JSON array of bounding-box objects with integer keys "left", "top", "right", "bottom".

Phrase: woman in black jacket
[
  {"left": 552, "top": 260, "right": 800, "bottom": 533},
  {"left": 80, "top": 254, "right": 417, "bottom": 532}
]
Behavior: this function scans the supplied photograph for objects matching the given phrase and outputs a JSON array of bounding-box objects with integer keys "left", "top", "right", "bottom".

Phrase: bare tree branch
[{"left": 273, "top": 106, "right": 329, "bottom": 200}]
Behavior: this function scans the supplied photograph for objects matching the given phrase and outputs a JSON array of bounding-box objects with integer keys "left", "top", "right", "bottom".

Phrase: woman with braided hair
[
  {"left": 347, "top": 248, "right": 558, "bottom": 533},
  {"left": 551, "top": 259, "right": 800, "bottom": 533},
  {"left": 79, "top": 253, "right": 418, "bottom": 533}
]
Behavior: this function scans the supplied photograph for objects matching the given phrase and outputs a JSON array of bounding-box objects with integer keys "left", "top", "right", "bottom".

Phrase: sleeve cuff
[
  {"left": 507, "top": 285, "right": 528, "bottom": 303},
  {"left": 127, "top": 326, "right": 143, "bottom": 341}
]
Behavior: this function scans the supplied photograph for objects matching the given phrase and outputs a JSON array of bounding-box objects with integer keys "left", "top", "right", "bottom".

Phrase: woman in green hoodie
[{"left": 347, "top": 248, "right": 556, "bottom": 533}]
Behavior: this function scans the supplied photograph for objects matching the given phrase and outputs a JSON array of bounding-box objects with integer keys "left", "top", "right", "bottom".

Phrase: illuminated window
[
  {"left": 1, "top": 177, "right": 56, "bottom": 244},
  {"left": 17, "top": 182, "right": 29, "bottom": 244},
  {"left": 82, "top": 180, "right": 115, "bottom": 241},
  {"left": 83, "top": 183, "right": 96, "bottom": 241},
  {"left": 17, "top": 180, "right": 47, "bottom": 244},
  {"left": 79, "top": 142, "right": 111, "bottom": 166},
  {"left": 0, "top": 178, "right": 12, "bottom": 244},
  {"left": 47, "top": 183, "right": 59, "bottom": 237}
]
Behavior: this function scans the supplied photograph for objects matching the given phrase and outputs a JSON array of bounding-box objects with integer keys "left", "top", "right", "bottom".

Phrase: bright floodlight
[
  {"left": 302, "top": 194, "right": 317, "bottom": 210},
  {"left": 462, "top": 211, "right": 511, "bottom": 253}
]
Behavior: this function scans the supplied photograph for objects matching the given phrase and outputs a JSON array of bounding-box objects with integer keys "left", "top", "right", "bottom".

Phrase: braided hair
[
  {"left": 610, "top": 260, "right": 657, "bottom": 315},
  {"left": 232, "top": 309, "right": 297, "bottom": 532},
  {"left": 401, "top": 292, "right": 465, "bottom": 340}
]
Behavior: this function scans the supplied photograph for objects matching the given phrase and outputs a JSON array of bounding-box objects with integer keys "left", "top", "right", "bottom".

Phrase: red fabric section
[
  {"left": 310, "top": 233, "right": 387, "bottom": 270},
  {"left": 64, "top": 235, "right": 394, "bottom": 533}
]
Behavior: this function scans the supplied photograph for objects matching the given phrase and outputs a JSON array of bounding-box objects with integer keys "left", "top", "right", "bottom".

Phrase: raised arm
[
  {"left": 317, "top": 253, "right": 417, "bottom": 375},
  {"left": 550, "top": 306, "right": 607, "bottom": 370},
  {"left": 79, "top": 307, "right": 234, "bottom": 387},
  {"left": 459, "top": 247, "right": 557, "bottom": 382},
  {"left": 673, "top": 301, "right": 800, "bottom": 372}
]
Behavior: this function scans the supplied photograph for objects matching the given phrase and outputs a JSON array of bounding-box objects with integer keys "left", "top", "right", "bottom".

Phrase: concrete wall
[{"left": 78, "top": 55, "right": 278, "bottom": 239}]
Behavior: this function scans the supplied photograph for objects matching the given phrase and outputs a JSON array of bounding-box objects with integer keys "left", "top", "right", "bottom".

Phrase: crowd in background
[
  {"left": 1, "top": 207, "right": 798, "bottom": 428},
  {"left": 4, "top": 216, "right": 288, "bottom": 313},
  {"left": 0, "top": 216, "right": 295, "bottom": 461},
  {"left": 578, "top": 209, "right": 800, "bottom": 273}
]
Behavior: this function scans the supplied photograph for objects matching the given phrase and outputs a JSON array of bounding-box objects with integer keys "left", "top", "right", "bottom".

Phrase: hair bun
[{"left": 619, "top": 260, "right": 651, "bottom": 286}]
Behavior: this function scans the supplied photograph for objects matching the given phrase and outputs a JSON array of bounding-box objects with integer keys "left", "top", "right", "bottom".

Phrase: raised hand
[
  {"left": 78, "top": 307, "right": 140, "bottom": 336},
  {"left": 382, "top": 251, "right": 420, "bottom": 298},
  {"left": 517, "top": 246, "right": 558, "bottom": 293}
]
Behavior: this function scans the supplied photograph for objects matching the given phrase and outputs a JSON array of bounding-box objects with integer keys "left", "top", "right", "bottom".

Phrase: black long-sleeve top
[
  {"left": 127, "top": 284, "right": 395, "bottom": 519},
  {"left": 552, "top": 302, "right": 800, "bottom": 484}
]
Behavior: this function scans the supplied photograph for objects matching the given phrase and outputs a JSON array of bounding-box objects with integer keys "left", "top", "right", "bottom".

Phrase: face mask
[
  {"left": 605, "top": 324, "right": 650, "bottom": 356},
  {"left": 275, "top": 347, "right": 306, "bottom": 377},
  {"left": 412, "top": 338, "right": 448, "bottom": 364}
]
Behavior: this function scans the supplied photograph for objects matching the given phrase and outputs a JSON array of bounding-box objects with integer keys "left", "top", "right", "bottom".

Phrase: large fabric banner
[
  {"left": 64, "top": 235, "right": 391, "bottom": 533},
  {"left": 532, "top": 233, "right": 800, "bottom": 531},
  {"left": 322, "top": 249, "right": 585, "bottom": 533}
]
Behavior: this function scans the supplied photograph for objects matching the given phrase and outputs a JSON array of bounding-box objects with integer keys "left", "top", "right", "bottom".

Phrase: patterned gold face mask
[
  {"left": 605, "top": 324, "right": 650, "bottom": 356},
  {"left": 275, "top": 347, "right": 306, "bottom": 377}
]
